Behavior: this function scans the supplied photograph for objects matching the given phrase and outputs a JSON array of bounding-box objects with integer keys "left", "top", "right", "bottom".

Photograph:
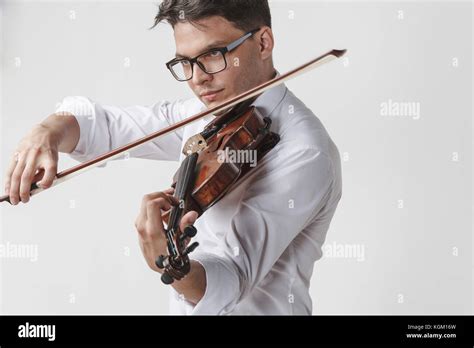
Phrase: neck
[{"left": 263, "top": 66, "right": 277, "bottom": 83}]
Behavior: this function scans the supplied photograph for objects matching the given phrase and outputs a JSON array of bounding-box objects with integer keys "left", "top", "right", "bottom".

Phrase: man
[{"left": 3, "top": 0, "right": 342, "bottom": 314}]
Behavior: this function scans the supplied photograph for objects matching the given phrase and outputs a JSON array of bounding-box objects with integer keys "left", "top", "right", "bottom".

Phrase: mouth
[{"left": 200, "top": 89, "right": 224, "bottom": 102}]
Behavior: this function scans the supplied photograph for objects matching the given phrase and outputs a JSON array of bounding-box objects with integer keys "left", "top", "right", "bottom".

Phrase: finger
[
  {"left": 137, "top": 192, "right": 173, "bottom": 236},
  {"left": 146, "top": 197, "right": 173, "bottom": 232},
  {"left": 179, "top": 210, "right": 199, "bottom": 234},
  {"left": 37, "top": 161, "right": 58, "bottom": 189},
  {"left": 4, "top": 152, "right": 19, "bottom": 194},
  {"left": 168, "top": 195, "right": 179, "bottom": 206},
  {"left": 159, "top": 189, "right": 178, "bottom": 205},
  {"left": 163, "top": 187, "right": 175, "bottom": 195},
  {"left": 19, "top": 152, "right": 40, "bottom": 203},
  {"left": 140, "top": 192, "right": 175, "bottom": 219},
  {"left": 32, "top": 168, "right": 45, "bottom": 184},
  {"left": 140, "top": 192, "right": 162, "bottom": 222},
  {"left": 9, "top": 153, "right": 27, "bottom": 205}
]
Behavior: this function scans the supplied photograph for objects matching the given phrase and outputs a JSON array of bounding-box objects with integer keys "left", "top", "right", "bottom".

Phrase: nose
[{"left": 191, "top": 62, "right": 212, "bottom": 85}]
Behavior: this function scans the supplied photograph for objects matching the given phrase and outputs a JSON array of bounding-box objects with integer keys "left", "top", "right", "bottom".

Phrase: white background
[{"left": 0, "top": 0, "right": 472, "bottom": 314}]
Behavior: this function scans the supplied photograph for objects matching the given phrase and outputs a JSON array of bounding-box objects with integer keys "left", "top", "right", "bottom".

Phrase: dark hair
[{"left": 151, "top": 0, "right": 271, "bottom": 32}]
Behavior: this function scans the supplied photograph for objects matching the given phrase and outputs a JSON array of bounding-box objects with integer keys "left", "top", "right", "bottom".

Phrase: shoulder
[{"left": 270, "top": 88, "right": 341, "bottom": 175}]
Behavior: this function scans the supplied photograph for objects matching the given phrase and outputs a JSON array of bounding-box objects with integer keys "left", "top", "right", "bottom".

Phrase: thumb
[{"left": 179, "top": 210, "right": 199, "bottom": 234}]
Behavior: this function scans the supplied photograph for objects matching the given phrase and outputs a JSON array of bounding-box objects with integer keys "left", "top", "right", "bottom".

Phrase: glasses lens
[
  {"left": 170, "top": 60, "right": 192, "bottom": 81},
  {"left": 197, "top": 50, "right": 226, "bottom": 74}
]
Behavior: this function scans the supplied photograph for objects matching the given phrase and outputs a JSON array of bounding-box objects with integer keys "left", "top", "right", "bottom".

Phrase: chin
[
  {"left": 203, "top": 100, "right": 218, "bottom": 108},
  {"left": 201, "top": 100, "right": 212, "bottom": 108}
]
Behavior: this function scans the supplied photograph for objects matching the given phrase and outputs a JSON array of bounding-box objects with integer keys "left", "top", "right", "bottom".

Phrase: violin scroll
[{"left": 155, "top": 153, "right": 200, "bottom": 284}]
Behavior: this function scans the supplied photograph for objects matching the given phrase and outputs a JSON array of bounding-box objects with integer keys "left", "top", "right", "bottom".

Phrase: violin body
[
  {"left": 186, "top": 105, "right": 279, "bottom": 216},
  {"left": 158, "top": 104, "right": 280, "bottom": 284}
]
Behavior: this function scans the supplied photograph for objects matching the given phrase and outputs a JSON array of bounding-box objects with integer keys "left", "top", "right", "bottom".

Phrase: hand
[
  {"left": 4, "top": 124, "right": 60, "bottom": 205},
  {"left": 135, "top": 188, "right": 198, "bottom": 273}
]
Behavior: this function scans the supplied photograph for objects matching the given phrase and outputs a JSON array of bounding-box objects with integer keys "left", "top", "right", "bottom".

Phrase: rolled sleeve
[
  {"left": 189, "top": 252, "right": 242, "bottom": 315},
  {"left": 54, "top": 96, "right": 200, "bottom": 164},
  {"left": 55, "top": 96, "right": 95, "bottom": 162},
  {"left": 186, "top": 147, "right": 335, "bottom": 315}
]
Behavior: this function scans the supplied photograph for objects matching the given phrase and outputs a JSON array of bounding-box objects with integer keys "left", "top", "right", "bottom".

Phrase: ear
[{"left": 257, "top": 26, "right": 274, "bottom": 60}]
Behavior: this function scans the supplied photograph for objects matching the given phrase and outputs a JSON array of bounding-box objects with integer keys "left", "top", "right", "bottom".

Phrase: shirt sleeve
[
  {"left": 55, "top": 96, "right": 200, "bottom": 164},
  {"left": 189, "top": 147, "right": 335, "bottom": 315}
]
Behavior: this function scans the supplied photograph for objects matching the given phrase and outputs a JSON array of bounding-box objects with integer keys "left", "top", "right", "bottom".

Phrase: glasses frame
[{"left": 166, "top": 28, "right": 261, "bottom": 82}]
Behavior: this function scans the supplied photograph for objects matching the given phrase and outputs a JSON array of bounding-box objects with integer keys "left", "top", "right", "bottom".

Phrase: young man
[{"left": 3, "top": 0, "right": 342, "bottom": 314}]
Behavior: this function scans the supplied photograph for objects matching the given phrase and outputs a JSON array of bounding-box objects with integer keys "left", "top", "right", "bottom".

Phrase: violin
[
  {"left": 156, "top": 98, "right": 280, "bottom": 284},
  {"left": 0, "top": 49, "right": 347, "bottom": 284}
]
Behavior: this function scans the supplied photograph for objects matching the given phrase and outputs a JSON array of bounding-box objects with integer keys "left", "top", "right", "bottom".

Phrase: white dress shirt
[{"left": 56, "top": 80, "right": 342, "bottom": 315}]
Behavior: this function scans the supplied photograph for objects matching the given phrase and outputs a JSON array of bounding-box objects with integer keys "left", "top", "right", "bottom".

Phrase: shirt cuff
[
  {"left": 55, "top": 96, "right": 95, "bottom": 155},
  {"left": 190, "top": 252, "right": 241, "bottom": 315},
  {"left": 54, "top": 96, "right": 105, "bottom": 165}
]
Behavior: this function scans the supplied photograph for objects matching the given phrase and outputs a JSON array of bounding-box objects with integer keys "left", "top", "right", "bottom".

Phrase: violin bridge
[{"left": 182, "top": 133, "right": 207, "bottom": 155}]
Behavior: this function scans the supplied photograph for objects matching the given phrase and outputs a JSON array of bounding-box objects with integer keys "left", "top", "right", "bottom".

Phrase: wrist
[
  {"left": 39, "top": 116, "right": 64, "bottom": 147},
  {"left": 40, "top": 112, "right": 79, "bottom": 153}
]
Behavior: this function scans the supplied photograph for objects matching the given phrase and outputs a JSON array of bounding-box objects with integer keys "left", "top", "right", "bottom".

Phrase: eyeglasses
[{"left": 166, "top": 28, "right": 260, "bottom": 82}]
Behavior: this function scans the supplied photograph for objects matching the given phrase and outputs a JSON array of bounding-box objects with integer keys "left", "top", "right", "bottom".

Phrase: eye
[
  {"left": 209, "top": 50, "right": 221, "bottom": 57},
  {"left": 180, "top": 60, "right": 191, "bottom": 66}
]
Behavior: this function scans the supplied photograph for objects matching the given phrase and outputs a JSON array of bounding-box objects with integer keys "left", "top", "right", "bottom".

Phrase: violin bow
[{"left": 0, "top": 49, "right": 347, "bottom": 204}]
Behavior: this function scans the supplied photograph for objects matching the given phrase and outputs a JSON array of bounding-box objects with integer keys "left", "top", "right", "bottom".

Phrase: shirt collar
[{"left": 250, "top": 70, "right": 287, "bottom": 119}]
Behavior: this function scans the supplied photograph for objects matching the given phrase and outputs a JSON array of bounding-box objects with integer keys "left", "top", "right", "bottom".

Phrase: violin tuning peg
[
  {"left": 161, "top": 271, "right": 174, "bottom": 285},
  {"left": 184, "top": 242, "right": 199, "bottom": 256},
  {"left": 183, "top": 225, "right": 197, "bottom": 238},
  {"left": 155, "top": 255, "right": 167, "bottom": 269},
  {"left": 179, "top": 225, "right": 198, "bottom": 243}
]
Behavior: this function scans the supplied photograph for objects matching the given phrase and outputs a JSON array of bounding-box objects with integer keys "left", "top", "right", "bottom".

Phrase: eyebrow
[{"left": 175, "top": 40, "right": 228, "bottom": 59}]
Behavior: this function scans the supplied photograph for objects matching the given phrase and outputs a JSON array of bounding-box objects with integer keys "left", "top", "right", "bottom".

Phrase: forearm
[
  {"left": 40, "top": 112, "right": 80, "bottom": 154},
  {"left": 171, "top": 260, "right": 207, "bottom": 305}
]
